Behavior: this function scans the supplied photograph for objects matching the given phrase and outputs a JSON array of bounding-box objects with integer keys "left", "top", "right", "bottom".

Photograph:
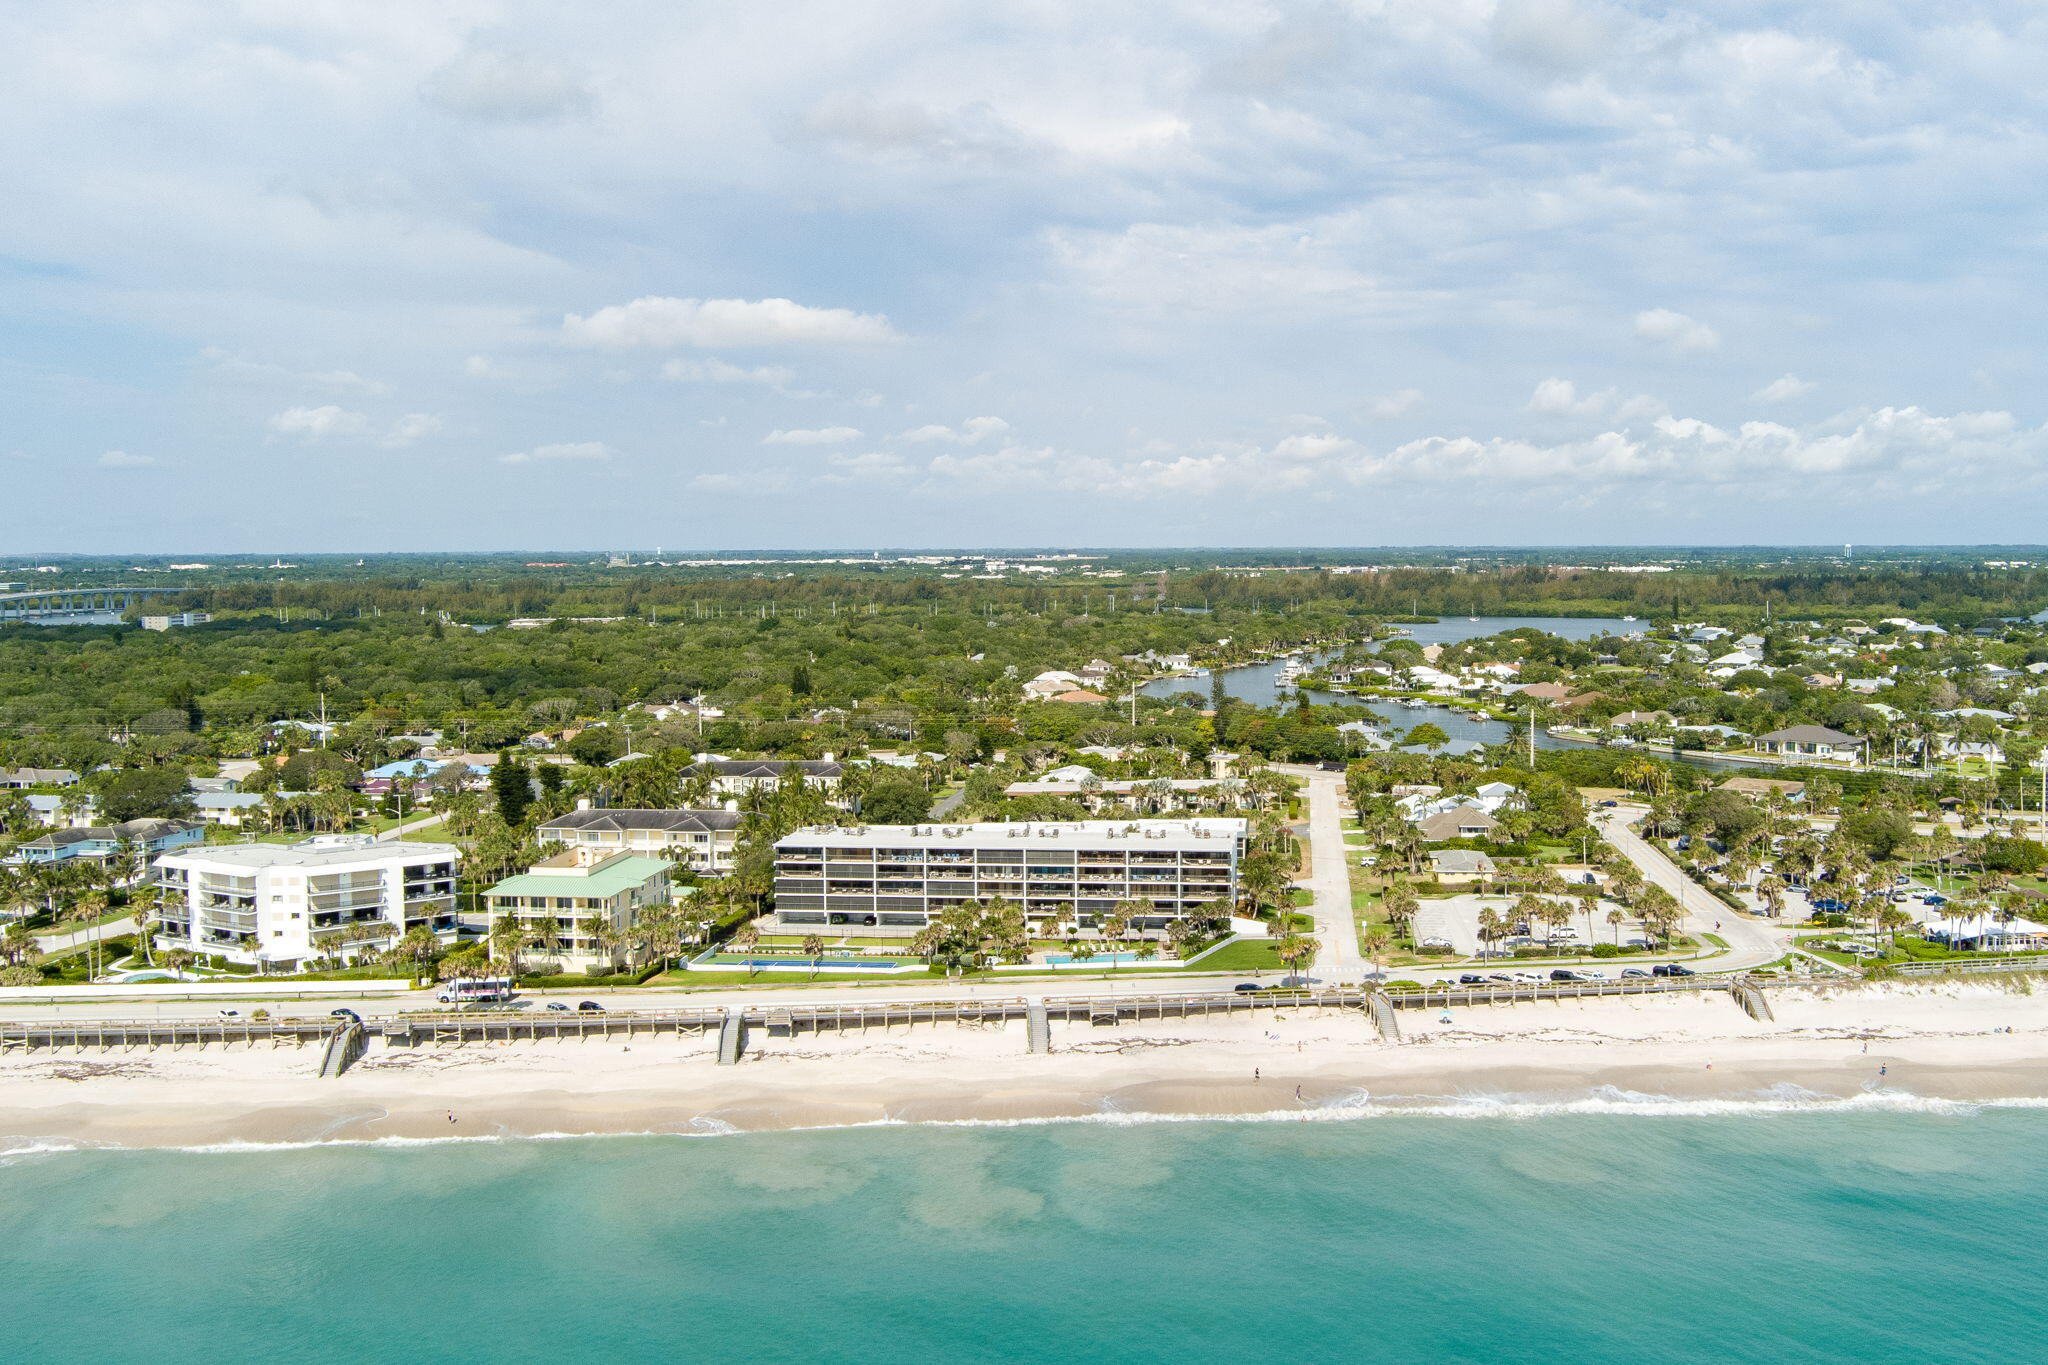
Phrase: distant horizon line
[{"left": 5, "top": 543, "right": 2048, "bottom": 560}]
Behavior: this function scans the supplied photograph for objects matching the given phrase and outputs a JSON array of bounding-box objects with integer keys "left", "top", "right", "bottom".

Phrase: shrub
[{"left": 1589, "top": 942, "right": 1626, "bottom": 958}]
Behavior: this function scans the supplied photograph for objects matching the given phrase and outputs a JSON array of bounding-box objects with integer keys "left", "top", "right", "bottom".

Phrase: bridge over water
[{"left": 0, "top": 586, "right": 174, "bottom": 624}]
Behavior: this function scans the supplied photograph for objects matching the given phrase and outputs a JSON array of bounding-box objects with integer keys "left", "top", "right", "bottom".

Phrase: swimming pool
[{"left": 1042, "top": 952, "right": 1150, "bottom": 966}]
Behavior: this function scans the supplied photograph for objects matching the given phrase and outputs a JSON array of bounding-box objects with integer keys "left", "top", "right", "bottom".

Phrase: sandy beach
[{"left": 5, "top": 982, "right": 2048, "bottom": 1151}]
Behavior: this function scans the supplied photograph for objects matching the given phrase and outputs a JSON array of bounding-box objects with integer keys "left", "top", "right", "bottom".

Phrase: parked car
[
  {"left": 1549, "top": 969, "right": 1591, "bottom": 982},
  {"left": 1597, "top": 799, "right": 1620, "bottom": 808},
  {"left": 1486, "top": 973, "right": 1514, "bottom": 984},
  {"left": 1233, "top": 982, "right": 1263, "bottom": 993},
  {"left": 1923, "top": 894, "right": 1947, "bottom": 906},
  {"left": 216, "top": 1009, "right": 241, "bottom": 1019},
  {"left": 546, "top": 1002, "right": 570, "bottom": 1012},
  {"left": 329, "top": 1008, "right": 361, "bottom": 1024},
  {"left": 1652, "top": 963, "right": 1696, "bottom": 977},
  {"left": 577, "top": 1001, "right": 606, "bottom": 1013},
  {"left": 1620, "top": 968, "right": 1652, "bottom": 979},
  {"left": 1458, "top": 974, "right": 1489, "bottom": 985},
  {"left": 1812, "top": 898, "right": 1848, "bottom": 913}
]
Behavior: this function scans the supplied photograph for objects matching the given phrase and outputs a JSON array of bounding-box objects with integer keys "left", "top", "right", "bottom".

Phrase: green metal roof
[{"left": 485, "top": 854, "right": 670, "bottom": 900}]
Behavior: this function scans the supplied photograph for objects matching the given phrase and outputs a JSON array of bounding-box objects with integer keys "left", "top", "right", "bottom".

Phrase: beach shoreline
[{"left": 6, "top": 982, "right": 2048, "bottom": 1152}]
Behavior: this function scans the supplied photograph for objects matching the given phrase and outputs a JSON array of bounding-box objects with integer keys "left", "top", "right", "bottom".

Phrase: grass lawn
[{"left": 1185, "top": 939, "right": 1284, "bottom": 971}]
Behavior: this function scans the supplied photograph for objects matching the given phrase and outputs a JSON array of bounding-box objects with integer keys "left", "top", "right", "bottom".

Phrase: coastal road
[
  {"left": 1595, "top": 805, "right": 1788, "bottom": 973},
  {"left": 1277, "top": 766, "right": 1363, "bottom": 981}
]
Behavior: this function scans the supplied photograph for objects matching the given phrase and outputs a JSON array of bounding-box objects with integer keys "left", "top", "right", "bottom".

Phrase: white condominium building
[
  {"left": 152, "top": 835, "right": 462, "bottom": 969},
  {"left": 771, "top": 819, "right": 1248, "bottom": 938}
]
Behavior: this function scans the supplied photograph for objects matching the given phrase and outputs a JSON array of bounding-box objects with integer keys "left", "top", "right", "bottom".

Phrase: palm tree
[
  {"left": 802, "top": 933, "right": 827, "bottom": 978},
  {"left": 1275, "top": 933, "right": 1320, "bottom": 978},
  {"left": 1606, "top": 907, "right": 1626, "bottom": 946}
]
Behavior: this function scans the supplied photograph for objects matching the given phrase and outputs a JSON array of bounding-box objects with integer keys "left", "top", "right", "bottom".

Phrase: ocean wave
[{"left": 7, "top": 1087, "right": 2048, "bottom": 1160}]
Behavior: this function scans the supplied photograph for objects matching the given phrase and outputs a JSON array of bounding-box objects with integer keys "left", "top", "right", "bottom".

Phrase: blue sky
[{"left": 4, "top": 1, "right": 2047, "bottom": 552}]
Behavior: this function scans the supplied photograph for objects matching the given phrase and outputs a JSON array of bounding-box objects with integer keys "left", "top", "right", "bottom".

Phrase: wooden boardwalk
[{"left": 0, "top": 976, "right": 1748, "bottom": 1055}]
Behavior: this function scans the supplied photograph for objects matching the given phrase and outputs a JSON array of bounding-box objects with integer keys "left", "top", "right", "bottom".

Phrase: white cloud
[
  {"left": 1366, "top": 389, "right": 1423, "bottom": 418},
  {"left": 1633, "top": 308, "right": 1721, "bottom": 354},
  {"left": 689, "top": 472, "right": 745, "bottom": 491},
  {"left": 662, "top": 357, "right": 797, "bottom": 386},
  {"left": 98, "top": 450, "right": 155, "bottom": 468},
  {"left": 763, "top": 426, "right": 862, "bottom": 445},
  {"left": 464, "top": 355, "right": 494, "bottom": 378},
  {"left": 564, "top": 297, "right": 900, "bottom": 349},
  {"left": 501, "top": 441, "right": 612, "bottom": 465},
  {"left": 1754, "top": 373, "right": 1816, "bottom": 402},
  {"left": 900, "top": 416, "right": 1010, "bottom": 443},
  {"left": 380, "top": 413, "right": 444, "bottom": 447},
  {"left": 1525, "top": 378, "right": 1608, "bottom": 417},
  {"left": 199, "top": 349, "right": 389, "bottom": 396},
  {"left": 421, "top": 51, "right": 593, "bottom": 123},
  {"left": 825, "top": 451, "right": 912, "bottom": 482},
  {"left": 268, "top": 405, "right": 370, "bottom": 439}
]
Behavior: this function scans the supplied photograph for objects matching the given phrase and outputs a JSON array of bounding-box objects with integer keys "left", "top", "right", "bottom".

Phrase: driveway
[{"left": 1595, "top": 805, "right": 1789, "bottom": 972}]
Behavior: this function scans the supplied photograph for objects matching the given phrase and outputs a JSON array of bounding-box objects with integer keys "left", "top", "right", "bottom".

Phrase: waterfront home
[
  {"left": 482, "top": 852, "right": 675, "bottom": 972},
  {"left": 151, "top": 835, "right": 461, "bottom": 968},
  {"left": 537, "top": 805, "right": 741, "bottom": 872},
  {"left": 1753, "top": 725, "right": 1867, "bottom": 762}
]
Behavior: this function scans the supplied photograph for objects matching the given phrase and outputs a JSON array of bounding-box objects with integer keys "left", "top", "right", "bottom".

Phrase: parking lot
[{"left": 1409, "top": 893, "right": 1649, "bottom": 959}]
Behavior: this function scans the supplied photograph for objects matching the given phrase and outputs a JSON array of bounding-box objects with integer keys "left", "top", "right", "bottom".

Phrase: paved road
[
  {"left": 377, "top": 812, "right": 449, "bottom": 841},
  {"left": 1292, "top": 768, "right": 1363, "bottom": 980},
  {"left": 1595, "top": 805, "right": 1788, "bottom": 973},
  {"left": 32, "top": 916, "right": 140, "bottom": 955}
]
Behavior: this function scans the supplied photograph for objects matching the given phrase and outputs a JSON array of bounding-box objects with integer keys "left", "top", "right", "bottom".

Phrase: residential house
[
  {"left": 1429, "top": 849, "right": 1496, "bottom": 880},
  {"left": 6, "top": 817, "right": 202, "bottom": 866},
  {"left": 1717, "top": 777, "right": 1806, "bottom": 803},
  {"left": 1754, "top": 725, "right": 1867, "bottom": 762},
  {"left": 1415, "top": 806, "right": 1501, "bottom": 841},
  {"left": 0, "top": 767, "right": 80, "bottom": 789}
]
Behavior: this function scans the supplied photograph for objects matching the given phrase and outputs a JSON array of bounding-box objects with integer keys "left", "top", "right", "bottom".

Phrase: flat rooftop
[
  {"left": 160, "top": 837, "right": 459, "bottom": 869},
  {"left": 776, "top": 819, "right": 1249, "bottom": 852}
]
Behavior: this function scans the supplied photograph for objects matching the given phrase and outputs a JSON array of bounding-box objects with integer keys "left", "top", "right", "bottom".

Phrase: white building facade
[{"left": 152, "top": 835, "right": 461, "bottom": 969}]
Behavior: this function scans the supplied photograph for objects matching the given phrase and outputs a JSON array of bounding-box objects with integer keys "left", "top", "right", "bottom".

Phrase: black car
[
  {"left": 577, "top": 1000, "right": 606, "bottom": 1013},
  {"left": 1550, "top": 969, "right": 1589, "bottom": 982},
  {"left": 1233, "top": 982, "right": 1263, "bottom": 993},
  {"left": 1458, "top": 974, "right": 1489, "bottom": 985},
  {"left": 1486, "top": 974, "right": 1514, "bottom": 984},
  {"left": 329, "top": 1008, "right": 361, "bottom": 1024},
  {"left": 1652, "top": 963, "right": 1696, "bottom": 978}
]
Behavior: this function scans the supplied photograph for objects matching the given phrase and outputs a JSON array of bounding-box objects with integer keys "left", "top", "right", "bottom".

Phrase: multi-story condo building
[
  {"left": 537, "top": 805, "right": 741, "bottom": 872},
  {"left": 152, "top": 835, "right": 461, "bottom": 969},
  {"left": 689, "top": 758, "right": 844, "bottom": 799},
  {"left": 481, "top": 852, "right": 674, "bottom": 972},
  {"left": 771, "top": 819, "right": 1247, "bottom": 938}
]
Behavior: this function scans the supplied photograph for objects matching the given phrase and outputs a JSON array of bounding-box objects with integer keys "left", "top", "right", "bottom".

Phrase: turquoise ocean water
[{"left": 2, "top": 1107, "right": 2040, "bottom": 1364}]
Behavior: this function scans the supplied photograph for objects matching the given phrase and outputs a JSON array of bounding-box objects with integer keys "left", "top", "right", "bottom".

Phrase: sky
[{"left": 5, "top": 1, "right": 2048, "bottom": 553}]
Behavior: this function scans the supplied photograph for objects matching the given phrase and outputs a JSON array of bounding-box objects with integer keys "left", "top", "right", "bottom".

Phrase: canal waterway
[{"left": 1141, "top": 615, "right": 1765, "bottom": 770}]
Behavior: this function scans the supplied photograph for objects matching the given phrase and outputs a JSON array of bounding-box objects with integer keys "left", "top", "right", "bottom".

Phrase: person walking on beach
[{"left": 1254, "top": 1068, "right": 1261, "bottom": 1083}]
